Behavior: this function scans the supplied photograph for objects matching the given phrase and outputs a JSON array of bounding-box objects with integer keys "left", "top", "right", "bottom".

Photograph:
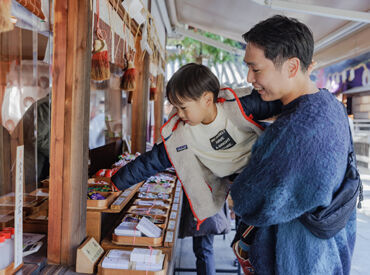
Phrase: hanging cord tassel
[{"left": 91, "top": 0, "right": 110, "bottom": 81}]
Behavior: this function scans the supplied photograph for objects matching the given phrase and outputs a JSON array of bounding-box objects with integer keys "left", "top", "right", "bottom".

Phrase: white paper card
[
  {"left": 165, "top": 231, "right": 174, "bottom": 243},
  {"left": 170, "top": 211, "right": 177, "bottom": 219},
  {"left": 167, "top": 220, "right": 176, "bottom": 230},
  {"left": 136, "top": 217, "right": 161, "bottom": 238}
]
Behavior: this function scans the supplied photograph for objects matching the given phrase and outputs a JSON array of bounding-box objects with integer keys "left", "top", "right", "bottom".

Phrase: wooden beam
[
  {"left": 48, "top": 0, "right": 92, "bottom": 265},
  {"left": 314, "top": 26, "right": 370, "bottom": 69},
  {"left": 130, "top": 36, "right": 150, "bottom": 153},
  {"left": 153, "top": 74, "right": 164, "bottom": 143}
]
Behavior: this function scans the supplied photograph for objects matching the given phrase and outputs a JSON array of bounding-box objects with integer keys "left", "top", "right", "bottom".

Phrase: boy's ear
[
  {"left": 286, "top": 57, "right": 300, "bottom": 78},
  {"left": 203, "top": 91, "right": 214, "bottom": 105}
]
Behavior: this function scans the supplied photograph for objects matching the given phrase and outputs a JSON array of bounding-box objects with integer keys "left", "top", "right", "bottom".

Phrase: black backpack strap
[{"left": 343, "top": 105, "right": 363, "bottom": 208}]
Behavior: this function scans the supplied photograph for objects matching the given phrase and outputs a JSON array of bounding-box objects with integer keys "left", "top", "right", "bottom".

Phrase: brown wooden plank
[
  {"left": 314, "top": 26, "right": 370, "bottom": 69},
  {"left": 154, "top": 73, "right": 164, "bottom": 143},
  {"left": 48, "top": 0, "right": 92, "bottom": 265},
  {"left": 48, "top": 0, "right": 68, "bottom": 264},
  {"left": 130, "top": 33, "right": 150, "bottom": 153}
]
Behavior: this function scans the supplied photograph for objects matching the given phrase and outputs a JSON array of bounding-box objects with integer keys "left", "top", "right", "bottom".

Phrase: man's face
[{"left": 244, "top": 43, "right": 290, "bottom": 102}]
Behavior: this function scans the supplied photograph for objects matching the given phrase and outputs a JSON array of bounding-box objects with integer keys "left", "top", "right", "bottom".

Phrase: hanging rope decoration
[
  {"left": 91, "top": 0, "right": 111, "bottom": 81},
  {"left": 0, "top": 0, "right": 14, "bottom": 33},
  {"left": 121, "top": 16, "right": 138, "bottom": 92}
]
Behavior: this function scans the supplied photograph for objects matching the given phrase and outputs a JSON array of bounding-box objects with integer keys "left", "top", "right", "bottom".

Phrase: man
[{"left": 231, "top": 15, "right": 356, "bottom": 274}]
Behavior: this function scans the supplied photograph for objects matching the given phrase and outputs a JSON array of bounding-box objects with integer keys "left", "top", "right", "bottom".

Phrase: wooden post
[
  {"left": 153, "top": 73, "right": 164, "bottom": 143},
  {"left": 130, "top": 39, "right": 150, "bottom": 153},
  {"left": 48, "top": 0, "right": 92, "bottom": 265}
]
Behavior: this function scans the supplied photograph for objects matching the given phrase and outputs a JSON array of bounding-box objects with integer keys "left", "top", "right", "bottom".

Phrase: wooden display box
[
  {"left": 87, "top": 192, "right": 117, "bottom": 210},
  {"left": 76, "top": 236, "right": 104, "bottom": 274},
  {"left": 110, "top": 182, "right": 143, "bottom": 211},
  {"left": 132, "top": 199, "right": 171, "bottom": 209},
  {"left": 0, "top": 194, "right": 47, "bottom": 215},
  {"left": 0, "top": 209, "right": 13, "bottom": 229},
  {"left": 126, "top": 205, "right": 169, "bottom": 217},
  {"left": 29, "top": 188, "right": 49, "bottom": 197},
  {"left": 97, "top": 251, "right": 168, "bottom": 275},
  {"left": 112, "top": 218, "right": 167, "bottom": 247},
  {"left": 40, "top": 178, "right": 49, "bottom": 188}
]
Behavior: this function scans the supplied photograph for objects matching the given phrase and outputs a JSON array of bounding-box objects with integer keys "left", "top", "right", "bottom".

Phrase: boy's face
[
  {"left": 244, "top": 43, "right": 292, "bottom": 103},
  {"left": 172, "top": 92, "right": 215, "bottom": 126}
]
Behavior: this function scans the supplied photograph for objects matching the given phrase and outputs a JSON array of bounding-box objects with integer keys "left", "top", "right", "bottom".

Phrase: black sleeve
[
  {"left": 239, "top": 89, "right": 282, "bottom": 120},
  {"left": 111, "top": 142, "right": 172, "bottom": 190}
]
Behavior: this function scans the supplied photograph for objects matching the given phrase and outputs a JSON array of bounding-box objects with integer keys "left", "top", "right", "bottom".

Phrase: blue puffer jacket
[
  {"left": 112, "top": 89, "right": 282, "bottom": 237},
  {"left": 231, "top": 89, "right": 356, "bottom": 274}
]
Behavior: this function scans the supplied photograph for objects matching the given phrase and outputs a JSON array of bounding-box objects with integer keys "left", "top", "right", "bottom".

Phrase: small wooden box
[
  {"left": 87, "top": 192, "right": 117, "bottom": 210},
  {"left": 0, "top": 194, "right": 47, "bottom": 215},
  {"left": 97, "top": 251, "right": 168, "bottom": 275},
  {"left": 132, "top": 199, "right": 171, "bottom": 209},
  {"left": 126, "top": 205, "right": 168, "bottom": 217},
  {"left": 40, "top": 178, "right": 49, "bottom": 188},
  {"left": 76, "top": 236, "right": 105, "bottom": 274},
  {"left": 0, "top": 209, "right": 14, "bottom": 229},
  {"left": 112, "top": 221, "right": 166, "bottom": 247}
]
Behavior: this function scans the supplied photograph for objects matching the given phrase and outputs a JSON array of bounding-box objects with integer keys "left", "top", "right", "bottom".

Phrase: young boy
[
  {"left": 113, "top": 62, "right": 281, "bottom": 224},
  {"left": 112, "top": 63, "right": 281, "bottom": 274}
]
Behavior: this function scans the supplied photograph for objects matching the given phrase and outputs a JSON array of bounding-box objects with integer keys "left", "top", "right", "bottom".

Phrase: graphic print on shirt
[{"left": 210, "top": 129, "right": 236, "bottom": 150}]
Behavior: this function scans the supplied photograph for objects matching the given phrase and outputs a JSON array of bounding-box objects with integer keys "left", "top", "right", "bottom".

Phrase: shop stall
[{"left": 0, "top": 0, "right": 171, "bottom": 273}]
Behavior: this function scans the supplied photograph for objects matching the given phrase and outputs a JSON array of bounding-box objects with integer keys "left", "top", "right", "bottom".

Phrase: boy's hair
[
  {"left": 166, "top": 63, "right": 220, "bottom": 105},
  {"left": 242, "top": 15, "right": 314, "bottom": 72}
]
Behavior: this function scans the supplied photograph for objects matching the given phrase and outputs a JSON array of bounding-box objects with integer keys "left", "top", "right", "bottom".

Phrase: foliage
[{"left": 167, "top": 29, "right": 245, "bottom": 65}]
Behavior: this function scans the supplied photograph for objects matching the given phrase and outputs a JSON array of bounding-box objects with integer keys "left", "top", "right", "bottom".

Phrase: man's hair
[
  {"left": 242, "top": 15, "right": 314, "bottom": 72},
  {"left": 166, "top": 63, "right": 220, "bottom": 105}
]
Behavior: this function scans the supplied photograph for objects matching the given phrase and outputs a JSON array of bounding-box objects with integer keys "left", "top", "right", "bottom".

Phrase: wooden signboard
[{"left": 76, "top": 237, "right": 104, "bottom": 274}]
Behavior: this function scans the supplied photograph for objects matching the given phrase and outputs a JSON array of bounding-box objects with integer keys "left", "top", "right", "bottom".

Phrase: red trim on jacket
[
  {"left": 160, "top": 114, "right": 207, "bottom": 230},
  {"left": 220, "top": 87, "right": 264, "bottom": 131}
]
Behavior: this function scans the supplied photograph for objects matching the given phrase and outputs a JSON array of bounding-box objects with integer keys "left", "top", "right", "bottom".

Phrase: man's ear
[{"left": 286, "top": 57, "right": 300, "bottom": 78}]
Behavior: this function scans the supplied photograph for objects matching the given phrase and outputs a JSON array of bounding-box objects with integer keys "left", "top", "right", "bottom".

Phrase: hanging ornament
[
  {"left": 334, "top": 72, "right": 340, "bottom": 84},
  {"left": 0, "top": 0, "right": 14, "bottom": 33},
  {"left": 341, "top": 70, "right": 347, "bottom": 83},
  {"left": 149, "top": 75, "right": 157, "bottom": 101},
  {"left": 349, "top": 68, "right": 355, "bottom": 81},
  {"left": 91, "top": 0, "right": 110, "bottom": 81},
  {"left": 362, "top": 66, "right": 370, "bottom": 86}
]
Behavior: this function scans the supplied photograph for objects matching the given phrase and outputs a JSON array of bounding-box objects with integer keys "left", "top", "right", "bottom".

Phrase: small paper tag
[
  {"left": 170, "top": 211, "right": 177, "bottom": 219},
  {"left": 167, "top": 220, "right": 176, "bottom": 230},
  {"left": 165, "top": 231, "right": 174, "bottom": 243}
]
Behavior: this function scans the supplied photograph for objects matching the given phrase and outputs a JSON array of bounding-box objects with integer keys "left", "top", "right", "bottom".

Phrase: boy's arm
[
  {"left": 111, "top": 142, "right": 172, "bottom": 190},
  {"left": 239, "top": 89, "right": 282, "bottom": 120}
]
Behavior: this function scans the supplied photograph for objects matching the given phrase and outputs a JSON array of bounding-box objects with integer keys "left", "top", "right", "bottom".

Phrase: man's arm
[
  {"left": 239, "top": 89, "right": 282, "bottom": 120},
  {"left": 111, "top": 142, "right": 172, "bottom": 190}
]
